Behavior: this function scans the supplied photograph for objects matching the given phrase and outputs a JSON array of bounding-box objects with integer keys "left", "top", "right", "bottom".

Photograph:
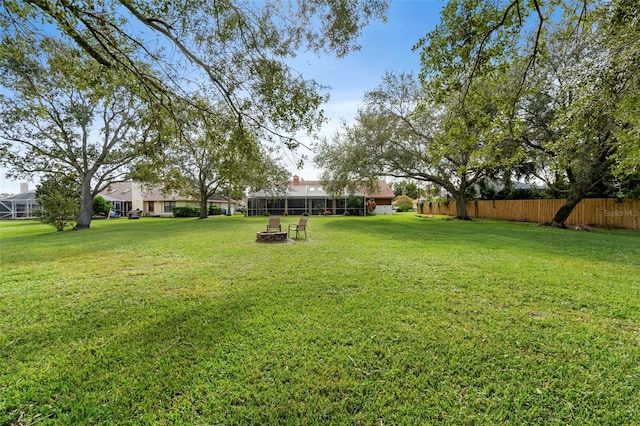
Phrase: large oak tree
[
  {"left": 518, "top": 21, "right": 623, "bottom": 226},
  {"left": 0, "top": 37, "right": 159, "bottom": 229},
  {"left": 415, "top": 0, "right": 639, "bottom": 226},
  {"left": 316, "top": 71, "right": 520, "bottom": 220},
  {"left": 133, "top": 98, "right": 289, "bottom": 219}
]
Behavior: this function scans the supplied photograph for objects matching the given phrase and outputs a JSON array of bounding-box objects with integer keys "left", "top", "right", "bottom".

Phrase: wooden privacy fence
[{"left": 419, "top": 198, "right": 640, "bottom": 230}]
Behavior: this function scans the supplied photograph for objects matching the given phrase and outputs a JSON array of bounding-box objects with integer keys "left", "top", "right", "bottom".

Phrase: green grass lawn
[{"left": 1, "top": 214, "right": 639, "bottom": 424}]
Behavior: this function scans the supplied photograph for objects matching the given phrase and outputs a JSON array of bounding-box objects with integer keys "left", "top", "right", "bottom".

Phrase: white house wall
[
  {"left": 131, "top": 182, "right": 144, "bottom": 211},
  {"left": 375, "top": 205, "right": 393, "bottom": 215}
]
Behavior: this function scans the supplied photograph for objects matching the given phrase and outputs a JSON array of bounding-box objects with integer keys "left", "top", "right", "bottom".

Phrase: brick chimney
[{"left": 292, "top": 175, "right": 300, "bottom": 185}]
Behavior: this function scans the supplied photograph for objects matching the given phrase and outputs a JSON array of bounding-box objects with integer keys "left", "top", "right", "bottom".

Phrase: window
[
  {"left": 148, "top": 201, "right": 154, "bottom": 212},
  {"left": 164, "top": 201, "right": 176, "bottom": 213}
]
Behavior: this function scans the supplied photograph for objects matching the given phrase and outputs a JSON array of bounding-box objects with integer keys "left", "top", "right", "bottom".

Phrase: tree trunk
[
  {"left": 453, "top": 191, "right": 471, "bottom": 220},
  {"left": 199, "top": 196, "right": 208, "bottom": 219},
  {"left": 547, "top": 190, "right": 583, "bottom": 228},
  {"left": 74, "top": 176, "right": 93, "bottom": 230}
]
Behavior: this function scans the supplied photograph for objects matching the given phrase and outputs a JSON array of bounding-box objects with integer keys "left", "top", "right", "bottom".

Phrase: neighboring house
[
  {"left": 247, "top": 175, "right": 395, "bottom": 216},
  {"left": 98, "top": 182, "right": 240, "bottom": 217},
  {"left": 99, "top": 181, "right": 144, "bottom": 216},
  {"left": 0, "top": 181, "right": 238, "bottom": 219},
  {"left": 206, "top": 193, "right": 243, "bottom": 214},
  {"left": 141, "top": 186, "right": 239, "bottom": 216},
  {"left": 140, "top": 185, "right": 192, "bottom": 217},
  {"left": 0, "top": 190, "right": 40, "bottom": 219}
]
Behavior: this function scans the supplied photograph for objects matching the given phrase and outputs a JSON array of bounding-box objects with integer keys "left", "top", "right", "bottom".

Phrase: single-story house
[
  {"left": 140, "top": 186, "right": 240, "bottom": 216},
  {"left": 246, "top": 175, "right": 395, "bottom": 216},
  {"left": 99, "top": 181, "right": 143, "bottom": 216},
  {"left": 98, "top": 181, "right": 240, "bottom": 217}
]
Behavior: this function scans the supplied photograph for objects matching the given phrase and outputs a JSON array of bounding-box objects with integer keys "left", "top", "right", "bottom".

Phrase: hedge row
[
  {"left": 172, "top": 207, "right": 200, "bottom": 217},
  {"left": 172, "top": 206, "right": 224, "bottom": 217}
]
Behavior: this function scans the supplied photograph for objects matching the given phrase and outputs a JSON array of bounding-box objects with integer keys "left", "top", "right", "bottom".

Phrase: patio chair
[
  {"left": 288, "top": 216, "right": 308, "bottom": 239},
  {"left": 266, "top": 216, "right": 281, "bottom": 232}
]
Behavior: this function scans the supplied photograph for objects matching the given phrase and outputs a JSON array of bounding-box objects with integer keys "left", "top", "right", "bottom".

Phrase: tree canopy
[
  {"left": 318, "top": 0, "right": 638, "bottom": 225},
  {"left": 133, "top": 98, "right": 289, "bottom": 219},
  {"left": 1, "top": 0, "right": 388, "bottom": 144},
  {"left": 2, "top": 0, "right": 389, "bottom": 229},
  {"left": 0, "top": 36, "right": 159, "bottom": 229},
  {"left": 316, "top": 71, "right": 520, "bottom": 220}
]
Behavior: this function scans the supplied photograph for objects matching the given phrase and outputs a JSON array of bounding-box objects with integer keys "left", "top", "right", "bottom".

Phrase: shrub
[
  {"left": 345, "top": 195, "right": 364, "bottom": 216},
  {"left": 92, "top": 195, "right": 112, "bottom": 216},
  {"left": 393, "top": 194, "right": 414, "bottom": 207},
  {"left": 208, "top": 206, "right": 223, "bottom": 215},
  {"left": 173, "top": 206, "right": 200, "bottom": 217},
  {"left": 395, "top": 203, "right": 414, "bottom": 212},
  {"left": 434, "top": 197, "right": 450, "bottom": 207},
  {"left": 35, "top": 175, "right": 81, "bottom": 231},
  {"left": 366, "top": 199, "right": 376, "bottom": 215}
]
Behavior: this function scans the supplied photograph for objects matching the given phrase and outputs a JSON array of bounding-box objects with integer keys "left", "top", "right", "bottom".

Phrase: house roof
[
  {"left": 141, "top": 186, "right": 233, "bottom": 202},
  {"left": 98, "top": 182, "right": 235, "bottom": 203},
  {"left": 102, "top": 182, "right": 136, "bottom": 202},
  {"left": 250, "top": 178, "right": 395, "bottom": 200},
  {"left": 362, "top": 180, "right": 395, "bottom": 199},
  {"left": 141, "top": 186, "right": 181, "bottom": 201},
  {"left": 0, "top": 191, "right": 37, "bottom": 201},
  {"left": 99, "top": 194, "right": 124, "bottom": 202}
]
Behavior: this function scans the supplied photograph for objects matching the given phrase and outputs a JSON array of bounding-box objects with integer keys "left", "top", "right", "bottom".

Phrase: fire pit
[{"left": 256, "top": 231, "right": 289, "bottom": 243}]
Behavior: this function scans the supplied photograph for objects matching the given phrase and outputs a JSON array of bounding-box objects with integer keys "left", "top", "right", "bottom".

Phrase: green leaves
[
  {"left": 34, "top": 174, "right": 81, "bottom": 231},
  {"left": 317, "top": 69, "right": 521, "bottom": 219},
  {"left": 415, "top": 0, "right": 571, "bottom": 105},
  {"left": 408, "top": 0, "right": 639, "bottom": 222},
  {"left": 3, "top": 0, "right": 388, "bottom": 144},
  {"left": 1, "top": 35, "right": 161, "bottom": 228},
  {"left": 137, "top": 96, "right": 289, "bottom": 218}
]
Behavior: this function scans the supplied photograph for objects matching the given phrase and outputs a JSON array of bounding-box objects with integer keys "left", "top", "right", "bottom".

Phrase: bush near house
[
  {"left": 366, "top": 199, "right": 376, "bottom": 215},
  {"left": 393, "top": 194, "right": 414, "bottom": 212},
  {"left": 345, "top": 195, "right": 365, "bottom": 216},
  {"left": 209, "top": 206, "right": 223, "bottom": 216},
  {"left": 92, "top": 196, "right": 112, "bottom": 216},
  {"left": 395, "top": 203, "right": 413, "bottom": 212},
  {"left": 172, "top": 206, "right": 200, "bottom": 217}
]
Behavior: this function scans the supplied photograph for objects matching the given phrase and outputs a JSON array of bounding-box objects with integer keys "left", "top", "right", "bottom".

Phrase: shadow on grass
[
  {"left": 321, "top": 215, "right": 640, "bottom": 267},
  {"left": 2, "top": 286, "right": 257, "bottom": 423},
  {"left": 3, "top": 215, "right": 639, "bottom": 424},
  {"left": 0, "top": 216, "right": 256, "bottom": 264}
]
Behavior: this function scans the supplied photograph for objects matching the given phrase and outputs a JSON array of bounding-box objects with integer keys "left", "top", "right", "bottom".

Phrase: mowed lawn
[{"left": 1, "top": 214, "right": 639, "bottom": 424}]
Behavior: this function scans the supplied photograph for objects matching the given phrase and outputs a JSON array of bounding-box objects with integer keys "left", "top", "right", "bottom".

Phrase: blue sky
[
  {"left": 0, "top": 0, "right": 445, "bottom": 194},
  {"left": 292, "top": 0, "right": 444, "bottom": 180}
]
